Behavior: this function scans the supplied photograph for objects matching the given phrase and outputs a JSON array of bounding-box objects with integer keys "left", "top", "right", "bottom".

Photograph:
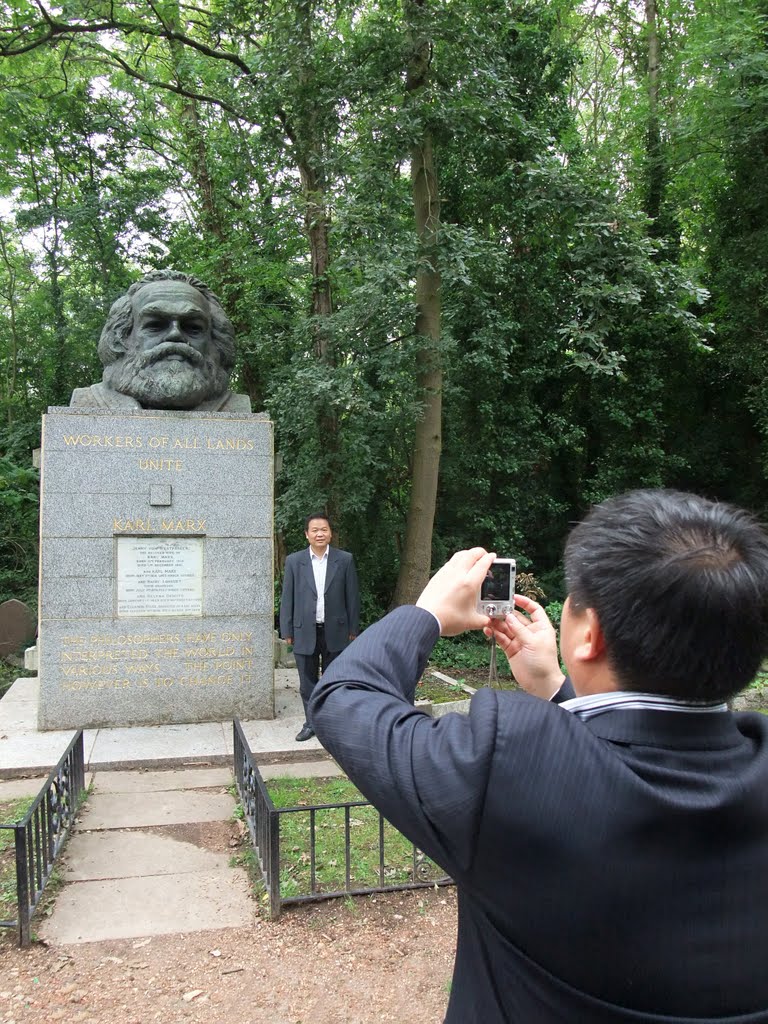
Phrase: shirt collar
[
  {"left": 561, "top": 690, "right": 728, "bottom": 721},
  {"left": 310, "top": 548, "right": 329, "bottom": 562}
]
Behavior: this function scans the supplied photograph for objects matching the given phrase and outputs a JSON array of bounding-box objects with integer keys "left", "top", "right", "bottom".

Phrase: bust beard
[{"left": 102, "top": 343, "right": 231, "bottom": 410}]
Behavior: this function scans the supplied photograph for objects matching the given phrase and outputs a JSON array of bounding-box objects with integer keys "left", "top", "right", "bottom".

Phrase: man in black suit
[
  {"left": 280, "top": 513, "right": 360, "bottom": 742},
  {"left": 310, "top": 490, "right": 768, "bottom": 1022}
]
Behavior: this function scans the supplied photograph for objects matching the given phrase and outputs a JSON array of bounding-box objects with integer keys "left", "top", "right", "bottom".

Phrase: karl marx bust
[{"left": 70, "top": 270, "right": 251, "bottom": 413}]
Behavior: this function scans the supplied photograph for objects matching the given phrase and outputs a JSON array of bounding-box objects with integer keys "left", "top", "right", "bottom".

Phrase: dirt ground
[{"left": 0, "top": 888, "right": 458, "bottom": 1024}]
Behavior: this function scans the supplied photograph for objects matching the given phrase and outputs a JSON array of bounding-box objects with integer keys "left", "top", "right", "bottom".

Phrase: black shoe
[{"left": 295, "top": 724, "right": 315, "bottom": 742}]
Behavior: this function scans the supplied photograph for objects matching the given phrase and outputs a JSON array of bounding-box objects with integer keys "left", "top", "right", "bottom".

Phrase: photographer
[{"left": 309, "top": 489, "right": 768, "bottom": 1023}]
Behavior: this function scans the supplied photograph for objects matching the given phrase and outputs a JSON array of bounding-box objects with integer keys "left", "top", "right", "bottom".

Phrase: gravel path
[{"left": 0, "top": 888, "right": 457, "bottom": 1024}]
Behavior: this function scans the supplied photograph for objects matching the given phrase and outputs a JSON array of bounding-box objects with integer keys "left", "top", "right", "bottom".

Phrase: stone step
[
  {"left": 39, "top": 767, "right": 255, "bottom": 944},
  {"left": 40, "top": 870, "right": 254, "bottom": 943},
  {"left": 60, "top": 830, "right": 234, "bottom": 881},
  {"left": 76, "top": 789, "right": 236, "bottom": 830},
  {"left": 93, "top": 766, "right": 232, "bottom": 793}
]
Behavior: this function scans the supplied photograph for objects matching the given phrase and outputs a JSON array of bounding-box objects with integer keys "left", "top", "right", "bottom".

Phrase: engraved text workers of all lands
[{"left": 62, "top": 432, "right": 255, "bottom": 474}]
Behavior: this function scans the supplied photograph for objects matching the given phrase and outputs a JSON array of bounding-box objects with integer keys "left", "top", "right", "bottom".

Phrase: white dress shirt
[{"left": 310, "top": 548, "right": 329, "bottom": 624}]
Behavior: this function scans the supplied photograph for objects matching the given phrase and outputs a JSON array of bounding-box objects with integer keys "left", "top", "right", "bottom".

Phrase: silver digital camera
[{"left": 477, "top": 558, "right": 516, "bottom": 618}]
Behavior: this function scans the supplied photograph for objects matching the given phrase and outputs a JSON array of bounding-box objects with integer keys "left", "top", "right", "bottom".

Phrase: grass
[
  {"left": 422, "top": 667, "right": 520, "bottom": 694},
  {"left": 416, "top": 677, "right": 472, "bottom": 704},
  {"left": 0, "top": 796, "right": 35, "bottom": 917},
  {"left": 266, "top": 776, "right": 446, "bottom": 900}
]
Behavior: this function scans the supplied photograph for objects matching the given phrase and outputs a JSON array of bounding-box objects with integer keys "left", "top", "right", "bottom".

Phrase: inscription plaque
[{"left": 116, "top": 536, "right": 204, "bottom": 617}]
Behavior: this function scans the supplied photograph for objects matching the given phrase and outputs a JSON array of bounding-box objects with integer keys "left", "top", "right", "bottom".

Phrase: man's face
[
  {"left": 132, "top": 282, "right": 212, "bottom": 358},
  {"left": 104, "top": 281, "right": 229, "bottom": 409},
  {"left": 305, "top": 518, "right": 332, "bottom": 553}
]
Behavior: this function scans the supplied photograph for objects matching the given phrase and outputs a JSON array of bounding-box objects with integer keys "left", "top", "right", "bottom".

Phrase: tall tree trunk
[
  {"left": 297, "top": 150, "right": 341, "bottom": 523},
  {"left": 289, "top": 0, "right": 340, "bottom": 523},
  {"left": 643, "top": 0, "right": 664, "bottom": 230},
  {"left": 392, "top": 0, "right": 443, "bottom": 607},
  {"left": 161, "top": 4, "right": 227, "bottom": 245},
  {"left": 0, "top": 225, "right": 20, "bottom": 424},
  {"left": 299, "top": 156, "right": 334, "bottom": 335},
  {"left": 47, "top": 218, "right": 68, "bottom": 406}
]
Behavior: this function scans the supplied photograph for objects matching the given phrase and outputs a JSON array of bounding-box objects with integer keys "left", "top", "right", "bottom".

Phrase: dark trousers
[{"left": 295, "top": 624, "right": 340, "bottom": 721}]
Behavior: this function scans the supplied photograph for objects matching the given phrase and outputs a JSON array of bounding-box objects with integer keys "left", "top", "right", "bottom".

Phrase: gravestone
[
  {"left": 0, "top": 599, "right": 37, "bottom": 660},
  {"left": 36, "top": 270, "right": 274, "bottom": 730}
]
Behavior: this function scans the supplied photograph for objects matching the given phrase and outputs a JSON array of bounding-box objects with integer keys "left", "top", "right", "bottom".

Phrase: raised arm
[{"left": 308, "top": 604, "right": 499, "bottom": 881}]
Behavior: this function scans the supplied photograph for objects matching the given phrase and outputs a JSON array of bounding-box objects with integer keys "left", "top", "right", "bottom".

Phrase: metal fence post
[
  {"left": 14, "top": 825, "right": 30, "bottom": 947},
  {"left": 269, "top": 808, "right": 281, "bottom": 920}
]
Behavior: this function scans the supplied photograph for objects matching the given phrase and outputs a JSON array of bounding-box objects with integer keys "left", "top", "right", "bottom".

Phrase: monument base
[{"left": 37, "top": 407, "right": 275, "bottom": 730}]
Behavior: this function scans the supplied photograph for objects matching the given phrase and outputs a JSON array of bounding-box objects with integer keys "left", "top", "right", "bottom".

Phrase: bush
[
  {"left": 0, "top": 456, "right": 40, "bottom": 607},
  {"left": 430, "top": 634, "right": 494, "bottom": 671}
]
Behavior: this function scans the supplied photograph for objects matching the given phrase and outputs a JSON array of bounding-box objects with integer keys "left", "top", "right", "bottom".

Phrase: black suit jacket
[
  {"left": 279, "top": 546, "right": 360, "bottom": 655},
  {"left": 310, "top": 606, "right": 768, "bottom": 1023}
]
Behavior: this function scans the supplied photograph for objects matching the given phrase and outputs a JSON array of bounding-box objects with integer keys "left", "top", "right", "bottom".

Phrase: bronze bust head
[{"left": 70, "top": 270, "right": 251, "bottom": 413}]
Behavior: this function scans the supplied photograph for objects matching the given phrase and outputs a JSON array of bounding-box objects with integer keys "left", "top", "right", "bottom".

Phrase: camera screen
[{"left": 481, "top": 562, "right": 513, "bottom": 601}]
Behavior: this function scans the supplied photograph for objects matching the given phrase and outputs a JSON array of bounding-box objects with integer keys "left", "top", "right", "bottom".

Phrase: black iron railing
[
  {"left": 233, "top": 719, "right": 452, "bottom": 919},
  {"left": 0, "top": 730, "right": 86, "bottom": 946}
]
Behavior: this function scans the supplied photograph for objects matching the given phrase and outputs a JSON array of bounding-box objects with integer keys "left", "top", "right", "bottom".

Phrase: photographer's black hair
[
  {"left": 304, "top": 513, "right": 332, "bottom": 532},
  {"left": 564, "top": 489, "right": 768, "bottom": 702}
]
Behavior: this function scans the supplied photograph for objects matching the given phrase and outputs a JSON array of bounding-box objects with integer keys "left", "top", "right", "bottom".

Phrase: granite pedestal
[{"left": 38, "top": 407, "right": 274, "bottom": 729}]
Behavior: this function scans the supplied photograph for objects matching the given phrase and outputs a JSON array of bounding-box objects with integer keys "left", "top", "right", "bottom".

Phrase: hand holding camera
[
  {"left": 416, "top": 548, "right": 496, "bottom": 636},
  {"left": 485, "top": 594, "right": 565, "bottom": 699}
]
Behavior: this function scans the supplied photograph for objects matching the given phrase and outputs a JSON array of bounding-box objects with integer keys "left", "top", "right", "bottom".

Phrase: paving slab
[
  {"left": 94, "top": 767, "right": 232, "bottom": 793},
  {"left": 259, "top": 759, "right": 344, "bottom": 780},
  {"left": 87, "top": 721, "right": 230, "bottom": 769},
  {"left": 0, "top": 675, "right": 37, "bottom": 708},
  {"left": 77, "top": 789, "right": 236, "bottom": 830},
  {"left": 40, "top": 869, "right": 254, "bottom": 943},
  {"left": 0, "top": 776, "right": 47, "bottom": 800},
  {"left": 61, "top": 830, "right": 234, "bottom": 881},
  {"left": 238, "top": 715, "right": 322, "bottom": 753},
  {"left": 0, "top": 677, "right": 101, "bottom": 778},
  {"left": 0, "top": 732, "right": 99, "bottom": 778}
]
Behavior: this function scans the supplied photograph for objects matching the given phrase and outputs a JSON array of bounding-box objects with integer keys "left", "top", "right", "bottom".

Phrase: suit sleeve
[
  {"left": 279, "top": 556, "right": 295, "bottom": 639},
  {"left": 309, "top": 605, "right": 498, "bottom": 881},
  {"left": 345, "top": 554, "right": 360, "bottom": 635},
  {"left": 551, "top": 677, "right": 575, "bottom": 703}
]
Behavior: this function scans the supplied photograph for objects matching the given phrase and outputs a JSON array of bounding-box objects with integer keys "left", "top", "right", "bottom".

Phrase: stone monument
[{"left": 37, "top": 270, "right": 274, "bottom": 730}]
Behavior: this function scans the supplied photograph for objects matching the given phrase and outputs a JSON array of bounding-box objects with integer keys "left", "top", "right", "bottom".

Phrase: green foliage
[
  {"left": 0, "top": 0, "right": 764, "bottom": 620},
  {"left": 1, "top": 796, "right": 34, "bottom": 911},
  {"left": 430, "top": 634, "right": 495, "bottom": 672},
  {"left": 0, "top": 660, "right": 34, "bottom": 699},
  {"left": 543, "top": 601, "right": 564, "bottom": 633},
  {"left": 0, "top": 452, "right": 39, "bottom": 607},
  {"left": 416, "top": 675, "right": 479, "bottom": 702},
  {"left": 0, "top": 796, "right": 32, "bottom": 827}
]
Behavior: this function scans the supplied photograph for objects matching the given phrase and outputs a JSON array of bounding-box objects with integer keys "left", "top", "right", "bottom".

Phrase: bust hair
[
  {"left": 564, "top": 489, "right": 768, "bottom": 702},
  {"left": 97, "top": 269, "right": 236, "bottom": 372},
  {"left": 305, "top": 513, "right": 332, "bottom": 532}
]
